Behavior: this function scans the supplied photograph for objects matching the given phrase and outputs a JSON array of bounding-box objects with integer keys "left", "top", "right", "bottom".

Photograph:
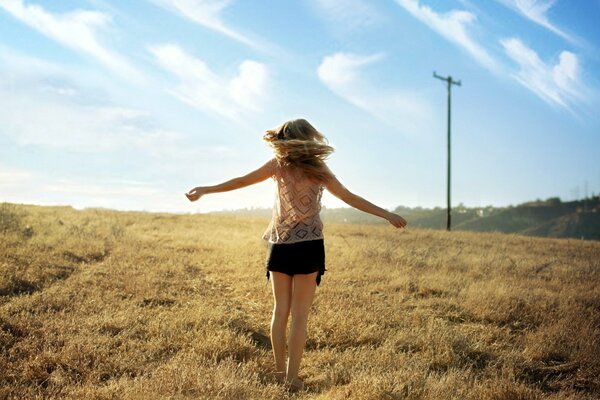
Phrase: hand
[
  {"left": 185, "top": 187, "right": 205, "bottom": 202},
  {"left": 386, "top": 212, "right": 407, "bottom": 229}
]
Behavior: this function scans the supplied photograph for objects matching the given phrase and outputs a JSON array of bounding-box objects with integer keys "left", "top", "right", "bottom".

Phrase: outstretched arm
[
  {"left": 186, "top": 159, "right": 275, "bottom": 202},
  {"left": 324, "top": 169, "right": 407, "bottom": 228}
]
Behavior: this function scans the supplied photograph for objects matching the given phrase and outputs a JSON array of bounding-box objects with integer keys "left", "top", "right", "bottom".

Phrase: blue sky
[{"left": 1, "top": 0, "right": 599, "bottom": 213}]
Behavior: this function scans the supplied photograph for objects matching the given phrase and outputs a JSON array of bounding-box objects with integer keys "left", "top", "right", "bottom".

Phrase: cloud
[
  {"left": 0, "top": 0, "right": 139, "bottom": 80},
  {"left": 495, "top": 0, "right": 574, "bottom": 43},
  {"left": 317, "top": 52, "right": 384, "bottom": 99},
  {"left": 0, "top": 48, "right": 241, "bottom": 212},
  {"left": 0, "top": 165, "right": 33, "bottom": 185},
  {"left": 149, "top": 43, "right": 268, "bottom": 120},
  {"left": 149, "top": 0, "right": 257, "bottom": 48},
  {"left": 500, "top": 37, "right": 584, "bottom": 110},
  {"left": 0, "top": 170, "right": 271, "bottom": 213},
  {"left": 310, "top": 0, "right": 383, "bottom": 32},
  {"left": 317, "top": 52, "right": 433, "bottom": 137},
  {"left": 394, "top": 0, "right": 499, "bottom": 72},
  {"left": 0, "top": 83, "right": 183, "bottom": 154},
  {"left": 44, "top": 180, "right": 162, "bottom": 197},
  {"left": 0, "top": 47, "right": 224, "bottom": 160},
  {"left": 0, "top": 171, "right": 184, "bottom": 212},
  {"left": 229, "top": 60, "right": 269, "bottom": 111}
]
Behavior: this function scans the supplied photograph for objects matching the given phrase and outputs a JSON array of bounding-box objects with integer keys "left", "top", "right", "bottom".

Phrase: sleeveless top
[{"left": 262, "top": 159, "right": 325, "bottom": 244}]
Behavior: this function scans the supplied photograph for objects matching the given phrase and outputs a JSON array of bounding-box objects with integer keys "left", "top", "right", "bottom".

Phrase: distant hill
[
  {"left": 520, "top": 211, "right": 600, "bottom": 239},
  {"left": 429, "top": 197, "right": 600, "bottom": 240},
  {"left": 211, "top": 196, "right": 600, "bottom": 241}
]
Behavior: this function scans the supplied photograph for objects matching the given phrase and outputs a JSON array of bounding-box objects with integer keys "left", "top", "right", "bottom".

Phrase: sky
[{"left": 1, "top": 0, "right": 599, "bottom": 213}]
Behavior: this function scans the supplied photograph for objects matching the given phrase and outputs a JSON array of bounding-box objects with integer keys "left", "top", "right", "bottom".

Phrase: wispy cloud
[
  {"left": 0, "top": 48, "right": 238, "bottom": 211},
  {"left": 0, "top": 47, "right": 208, "bottom": 158},
  {"left": 394, "top": 0, "right": 499, "bottom": 72},
  {"left": 43, "top": 179, "right": 163, "bottom": 198},
  {"left": 310, "top": 0, "right": 383, "bottom": 33},
  {"left": 149, "top": 43, "right": 269, "bottom": 120},
  {"left": 317, "top": 52, "right": 433, "bottom": 137},
  {"left": 1, "top": 84, "right": 182, "bottom": 154},
  {"left": 500, "top": 37, "right": 584, "bottom": 111},
  {"left": 0, "top": 165, "right": 33, "bottom": 185},
  {"left": 0, "top": 171, "right": 269, "bottom": 213},
  {"left": 496, "top": 0, "right": 574, "bottom": 43},
  {"left": 0, "top": 172, "right": 184, "bottom": 212},
  {"left": 149, "top": 0, "right": 257, "bottom": 48},
  {"left": 0, "top": 0, "right": 139, "bottom": 80}
]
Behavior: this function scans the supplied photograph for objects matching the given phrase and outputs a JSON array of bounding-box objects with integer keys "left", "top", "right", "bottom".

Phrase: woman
[{"left": 186, "top": 119, "right": 407, "bottom": 391}]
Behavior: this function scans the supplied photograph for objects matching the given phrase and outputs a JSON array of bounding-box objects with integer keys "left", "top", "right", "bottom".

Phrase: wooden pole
[{"left": 433, "top": 72, "right": 461, "bottom": 231}]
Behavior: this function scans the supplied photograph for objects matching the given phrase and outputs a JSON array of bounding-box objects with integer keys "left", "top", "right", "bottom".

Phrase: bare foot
[
  {"left": 273, "top": 371, "right": 286, "bottom": 384},
  {"left": 285, "top": 377, "right": 304, "bottom": 393}
]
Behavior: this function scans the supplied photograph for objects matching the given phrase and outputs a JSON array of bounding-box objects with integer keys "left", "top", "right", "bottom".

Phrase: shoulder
[
  {"left": 264, "top": 157, "right": 279, "bottom": 178},
  {"left": 321, "top": 162, "right": 336, "bottom": 185}
]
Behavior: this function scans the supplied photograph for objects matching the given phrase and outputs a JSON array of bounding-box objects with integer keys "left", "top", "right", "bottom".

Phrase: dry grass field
[{"left": 1, "top": 202, "right": 599, "bottom": 399}]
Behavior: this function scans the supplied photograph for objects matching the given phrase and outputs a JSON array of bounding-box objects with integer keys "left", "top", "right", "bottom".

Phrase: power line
[{"left": 433, "top": 71, "right": 461, "bottom": 231}]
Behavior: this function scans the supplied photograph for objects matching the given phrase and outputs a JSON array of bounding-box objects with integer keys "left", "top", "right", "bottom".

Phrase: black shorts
[{"left": 265, "top": 239, "right": 326, "bottom": 286}]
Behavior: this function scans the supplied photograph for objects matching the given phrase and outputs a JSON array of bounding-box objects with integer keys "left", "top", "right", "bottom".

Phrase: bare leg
[
  {"left": 270, "top": 271, "right": 292, "bottom": 381},
  {"left": 286, "top": 271, "right": 318, "bottom": 385}
]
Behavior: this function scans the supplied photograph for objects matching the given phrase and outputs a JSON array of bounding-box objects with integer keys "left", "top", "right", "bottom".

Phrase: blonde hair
[{"left": 263, "top": 119, "right": 334, "bottom": 183}]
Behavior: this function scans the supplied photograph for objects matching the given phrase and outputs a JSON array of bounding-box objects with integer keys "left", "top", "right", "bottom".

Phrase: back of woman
[{"left": 263, "top": 161, "right": 325, "bottom": 244}]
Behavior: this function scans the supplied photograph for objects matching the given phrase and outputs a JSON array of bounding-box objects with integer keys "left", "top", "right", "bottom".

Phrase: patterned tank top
[{"left": 262, "top": 159, "right": 325, "bottom": 244}]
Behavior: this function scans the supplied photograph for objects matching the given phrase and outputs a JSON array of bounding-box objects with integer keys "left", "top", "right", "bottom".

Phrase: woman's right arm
[{"left": 324, "top": 170, "right": 407, "bottom": 228}]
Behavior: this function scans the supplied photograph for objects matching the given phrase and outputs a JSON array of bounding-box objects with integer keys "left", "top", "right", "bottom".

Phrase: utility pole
[{"left": 433, "top": 71, "right": 461, "bottom": 231}]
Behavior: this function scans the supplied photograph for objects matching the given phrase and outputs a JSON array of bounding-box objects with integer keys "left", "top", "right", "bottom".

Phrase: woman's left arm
[{"left": 185, "top": 159, "right": 275, "bottom": 202}]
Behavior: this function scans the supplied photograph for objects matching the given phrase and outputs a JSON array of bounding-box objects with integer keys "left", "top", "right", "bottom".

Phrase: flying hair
[{"left": 263, "top": 119, "right": 335, "bottom": 183}]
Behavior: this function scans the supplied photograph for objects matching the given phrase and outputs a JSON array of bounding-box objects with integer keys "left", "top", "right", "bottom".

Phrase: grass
[{"left": 1, "top": 203, "right": 599, "bottom": 399}]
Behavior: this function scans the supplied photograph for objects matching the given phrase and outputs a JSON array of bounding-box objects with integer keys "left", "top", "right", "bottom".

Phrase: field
[{"left": 1, "top": 203, "right": 599, "bottom": 399}]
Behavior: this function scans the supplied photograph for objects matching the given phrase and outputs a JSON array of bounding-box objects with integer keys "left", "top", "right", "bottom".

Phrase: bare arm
[
  {"left": 324, "top": 168, "right": 407, "bottom": 228},
  {"left": 185, "top": 159, "right": 275, "bottom": 202}
]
